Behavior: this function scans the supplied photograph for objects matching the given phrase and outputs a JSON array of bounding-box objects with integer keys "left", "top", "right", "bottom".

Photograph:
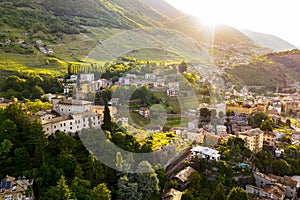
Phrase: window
[{"left": 70, "top": 122, "right": 72, "bottom": 125}]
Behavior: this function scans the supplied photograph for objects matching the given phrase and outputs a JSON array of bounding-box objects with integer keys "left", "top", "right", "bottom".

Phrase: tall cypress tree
[{"left": 102, "top": 100, "right": 112, "bottom": 132}]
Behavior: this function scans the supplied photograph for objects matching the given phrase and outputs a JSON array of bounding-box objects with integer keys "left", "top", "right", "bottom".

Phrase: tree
[
  {"left": 248, "top": 112, "right": 268, "bottom": 128},
  {"left": 272, "top": 160, "right": 291, "bottom": 176},
  {"left": 91, "top": 183, "right": 112, "bottom": 200},
  {"left": 212, "top": 182, "right": 226, "bottom": 200},
  {"left": 226, "top": 187, "right": 250, "bottom": 200},
  {"left": 70, "top": 177, "right": 91, "bottom": 200},
  {"left": 200, "top": 107, "right": 211, "bottom": 119},
  {"left": 178, "top": 61, "right": 188, "bottom": 73},
  {"left": 260, "top": 118, "right": 274, "bottom": 131},
  {"left": 14, "top": 147, "right": 30, "bottom": 170},
  {"left": 102, "top": 100, "right": 112, "bottom": 132},
  {"left": 135, "top": 161, "right": 160, "bottom": 199},
  {"left": 117, "top": 175, "right": 138, "bottom": 200},
  {"left": 55, "top": 175, "right": 74, "bottom": 200},
  {"left": 188, "top": 171, "right": 202, "bottom": 194},
  {"left": 0, "top": 139, "right": 13, "bottom": 160},
  {"left": 218, "top": 111, "right": 224, "bottom": 119}
]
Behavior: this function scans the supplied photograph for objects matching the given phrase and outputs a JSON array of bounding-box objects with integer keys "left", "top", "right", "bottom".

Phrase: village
[{"left": 2, "top": 65, "right": 300, "bottom": 199}]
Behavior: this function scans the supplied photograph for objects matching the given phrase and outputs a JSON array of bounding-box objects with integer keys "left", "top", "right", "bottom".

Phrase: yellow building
[
  {"left": 256, "top": 104, "right": 267, "bottom": 113},
  {"left": 226, "top": 104, "right": 254, "bottom": 115},
  {"left": 238, "top": 128, "right": 264, "bottom": 153}
]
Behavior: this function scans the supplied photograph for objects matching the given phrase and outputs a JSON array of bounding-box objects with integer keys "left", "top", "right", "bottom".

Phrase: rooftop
[
  {"left": 174, "top": 166, "right": 196, "bottom": 183},
  {"left": 239, "top": 128, "right": 264, "bottom": 137}
]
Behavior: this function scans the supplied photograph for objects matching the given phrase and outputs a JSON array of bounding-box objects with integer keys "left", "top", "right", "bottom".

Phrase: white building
[
  {"left": 190, "top": 146, "right": 220, "bottom": 161},
  {"left": 41, "top": 98, "right": 102, "bottom": 136},
  {"left": 80, "top": 73, "right": 95, "bottom": 83},
  {"left": 52, "top": 99, "right": 93, "bottom": 116},
  {"left": 216, "top": 125, "right": 227, "bottom": 135},
  {"left": 42, "top": 112, "right": 101, "bottom": 136}
]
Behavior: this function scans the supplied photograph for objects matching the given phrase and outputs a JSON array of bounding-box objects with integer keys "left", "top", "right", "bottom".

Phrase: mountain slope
[
  {"left": 226, "top": 50, "right": 300, "bottom": 89},
  {"left": 166, "top": 15, "right": 255, "bottom": 45},
  {"left": 241, "top": 30, "right": 297, "bottom": 51},
  {"left": 140, "top": 0, "right": 184, "bottom": 19}
]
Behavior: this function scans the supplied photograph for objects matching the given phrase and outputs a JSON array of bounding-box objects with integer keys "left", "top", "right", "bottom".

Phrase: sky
[{"left": 164, "top": 0, "right": 300, "bottom": 46}]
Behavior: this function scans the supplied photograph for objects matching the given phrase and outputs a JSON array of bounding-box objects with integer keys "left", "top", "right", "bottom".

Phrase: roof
[
  {"left": 161, "top": 188, "right": 182, "bottom": 200},
  {"left": 239, "top": 128, "right": 264, "bottom": 137},
  {"left": 174, "top": 166, "right": 196, "bottom": 183},
  {"left": 0, "top": 176, "right": 33, "bottom": 196},
  {"left": 263, "top": 185, "right": 285, "bottom": 199},
  {"left": 42, "top": 115, "right": 73, "bottom": 125},
  {"left": 59, "top": 99, "right": 93, "bottom": 106},
  {"left": 191, "top": 146, "right": 220, "bottom": 157},
  {"left": 268, "top": 174, "right": 297, "bottom": 188}
]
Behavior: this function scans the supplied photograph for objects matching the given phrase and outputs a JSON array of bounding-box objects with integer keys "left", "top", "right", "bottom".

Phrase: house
[
  {"left": 139, "top": 107, "right": 150, "bottom": 118},
  {"left": 52, "top": 98, "right": 93, "bottom": 116},
  {"left": 125, "top": 73, "right": 137, "bottom": 79},
  {"left": 0, "top": 176, "right": 34, "bottom": 200},
  {"left": 246, "top": 184, "right": 285, "bottom": 200},
  {"left": 263, "top": 131, "right": 276, "bottom": 147},
  {"left": 190, "top": 146, "right": 220, "bottom": 161},
  {"left": 80, "top": 73, "right": 95, "bottom": 83},
  {"left": 161, "top": 188, "right": 182, "bottom": 200},
  {"left": 145, "top": 73, "right": 156, "bottom": 80},
  {"left": 252, "top": 172, "right": 298, "bottom": 200},
  {"left": 173, "top": 166, "right": 196, "bottom": 190},
  {"left": 41, "top": 98, "right": 103, "bottom": 136},
  {"left": 34, "top": 110, "right": 56, "bottom": 122},
  {"left": 216, "top": 125, "right": 227, "bottom": 135},
  {"left": 153, "top": 79, "right": 165, "bottom": 89},
  {"left": 238, "top": 128, "right": 264, "bottom": 153},
  {"left": 256, "top": 103, "right": 267, "bottom": 113},
  {"left": 42, "top": 112, "right": 102, "bottom": 136},
  {"left": 231, "top": 124, "right": 252, "bottom": 135},
  {"left": 226, "top": 103, "right": 254, "bottom": 115}
]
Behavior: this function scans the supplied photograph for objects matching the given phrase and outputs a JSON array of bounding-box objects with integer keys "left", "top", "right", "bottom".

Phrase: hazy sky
[{"left": 164, "top": 0, "right": 300, "bottom": 46}]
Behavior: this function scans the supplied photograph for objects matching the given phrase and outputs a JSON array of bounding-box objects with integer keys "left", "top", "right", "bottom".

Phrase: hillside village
[
  {"left": 1, "top": 67, "right": 300, "bottom": 199},
  {"left": 1, "top": 0, "right": 300, "bottom": 200}
]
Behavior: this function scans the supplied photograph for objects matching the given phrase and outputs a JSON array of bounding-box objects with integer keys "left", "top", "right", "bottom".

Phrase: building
[
  {"left": 161, "top": 188, "right": 182, "bottom": 200},
  {"left": 226, "top": 103, "right": 254, "bottom": 115},
  {"left": 238, "top": 128, "right": 264, "bottom": 153},
  {"left": 42, "top": 112, "right": 101, "bottom": 136},
  {"left": 40, "top": 98, "right": 102, "bottom": 136},
  {"left": 263, "top": 131, "right": 276, "bottom": 147},
  {"left": 52, "top": 99, "right": 93, "bottom": 116},
  {"left": 256, "top": 103, "right": 267, "bottom": 113},
  {"left": 80, "top": 73, "right": 95, "bottom": 83},
  {"left": 190, "top": 146, "right": 220, "bottom": 161},
  {"left": 0, "top": 176, "right": 34, "bottom": 200},
  {"left": 173, "top": 166, "right": 196, "bottom": 190},
  {"left": 252, "top": 172, "right": 298, "bottom": 200},
  {"left": 246, "top": 184, "right": 285, "bottom": 200},
  {"left": 139, "top": 107, "right": 150, "bottom": 118}
]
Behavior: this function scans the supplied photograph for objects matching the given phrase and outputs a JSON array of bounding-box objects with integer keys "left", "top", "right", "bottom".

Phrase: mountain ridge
[{"left": 241, "top": 30, "right": 297, "bottom": 51}]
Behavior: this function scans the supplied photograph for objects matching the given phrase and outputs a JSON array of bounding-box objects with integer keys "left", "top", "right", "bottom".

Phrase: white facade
[
  {"left": 191, "top": 146, "right": 220, "bottom": 161},
  {"left": 42, "top": 112, "right": 101, "bottom": 136},
  {"left": 216, "top": 125, "right": 227, "bottom": 135},
  {"left": 80, "top": 73, "right": 95, "bottom": 83},
  {"left": 53, "top": 99, "right": 93, "bottom": 116}
]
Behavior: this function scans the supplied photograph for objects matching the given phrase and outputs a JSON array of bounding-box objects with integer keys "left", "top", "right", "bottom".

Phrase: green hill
[{"left": 226, "top": 50, "right": 300, "bottom": 89}]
